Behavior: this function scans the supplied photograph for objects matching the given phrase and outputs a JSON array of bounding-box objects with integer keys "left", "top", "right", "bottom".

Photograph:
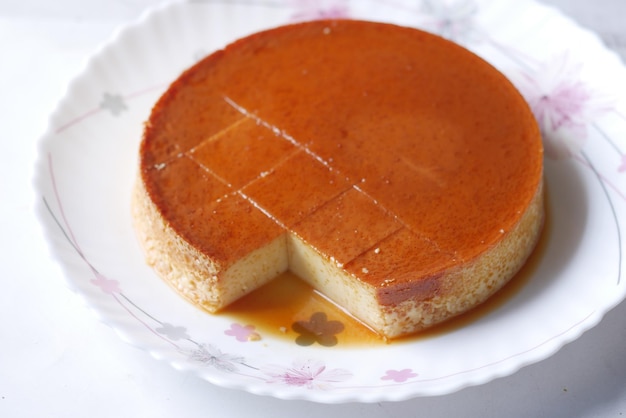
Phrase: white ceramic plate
[{"left": 34, "top": 0, "right": 626, "bottom": 403}]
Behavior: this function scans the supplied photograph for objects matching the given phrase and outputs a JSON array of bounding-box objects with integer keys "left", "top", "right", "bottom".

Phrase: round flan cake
[{"left": 133, "top": 19, "right": 544, "bottom": 339}]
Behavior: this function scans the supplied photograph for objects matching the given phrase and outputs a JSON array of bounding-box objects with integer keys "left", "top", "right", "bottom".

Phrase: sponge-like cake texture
[{"left": 133, "top": 19, "right": 544, "bottom": 339}]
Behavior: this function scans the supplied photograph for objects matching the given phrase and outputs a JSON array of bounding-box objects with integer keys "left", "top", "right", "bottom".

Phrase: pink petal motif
[
  {"left": 511, "top": 54, "right": 612, "bottom": 159},
  {"left": 381, "top": 369, "right": 418, "bottom": 383},
  {"left": 289, "top": 0, "right": 350, "bottom": 22},
  {"left": 225, "top": 323, "right": 260, "bottom": 342},
  {"left": 619, "top": 155, "right": 626, "bottom": 173},
  {"left": 90, "top": 272, "right": 121, "bottom": 294},
  {"left": 262, "top": 359, "right": 352, "bottom": 389}
]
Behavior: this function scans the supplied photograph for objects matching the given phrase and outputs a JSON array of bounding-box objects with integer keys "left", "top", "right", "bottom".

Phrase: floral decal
[
  {"left": 381, "top": 369, "right": 418, "bottom": 382},
  {"left": 225, "top": 323, "right": 261, "bottom": 342},
  {"left": 156, "top": 323, "right": 190, "bottom": 341},
  {"left": 417, "top": 0, "right": 481, "bottom": 43},
  {"left": 619, "top": 155, "right": 626, "bottom": 173},
  {"left": 292, "top": 312, "right": 344, "bottom": 347},
  {"left": 262, "top": 359, "right": 352, "bottom": 389},
  {"left": 289, "top": 0, "right": 350, "bottom": 22},
  {"left": 99, "top": 92, "right": 128, "bottom": 116},
  {"left": 90, "top": 271, "right": 121, "bottom": 294},
  {"left": 187, "top": 343, "right": 248, "bottom": 372},
  {"left": 512, "top": 54, "right": 611, "bottom": 159}
]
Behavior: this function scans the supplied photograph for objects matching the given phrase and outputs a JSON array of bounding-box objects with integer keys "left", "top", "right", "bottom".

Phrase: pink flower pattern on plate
[
  {"left": 513, "top": 54, "right": 611, "bottom": 159},
  {"left": 381, "top": 369, "right": 418, "bottom": 382},
  {"left": 225, "top": 323, "right": 261, "bottom": 342},
  {"left": 90, "top": 272, "right": 121, "bottom": 294},
  {"left": 619, "top": 155, "right": 626, "bottom": 173},
  {"left": 262, "top": 359, "right": 352, "bottom": 389},
  {"left": 289, "top": 0, "right": 350, "bottom": 21}
]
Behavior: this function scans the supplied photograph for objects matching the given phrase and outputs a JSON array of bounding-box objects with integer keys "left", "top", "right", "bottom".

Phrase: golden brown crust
[
  {"left": 133, "top": 19, "right": 544, "bottom": 338},
  {"left": 379, "top": 180, "right": 544, "bottom": 337}
]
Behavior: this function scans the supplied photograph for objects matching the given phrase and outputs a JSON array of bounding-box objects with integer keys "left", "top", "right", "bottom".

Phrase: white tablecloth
[{"left": 2, "top": 1, "right": 625, "bottom": 416}]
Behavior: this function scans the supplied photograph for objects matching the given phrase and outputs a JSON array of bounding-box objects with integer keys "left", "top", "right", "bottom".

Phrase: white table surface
[{"left": 2, "top": 1, "right": 625, "bottom": 416}]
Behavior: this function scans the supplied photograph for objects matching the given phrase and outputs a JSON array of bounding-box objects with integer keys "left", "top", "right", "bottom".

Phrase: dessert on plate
[{"left": 132, "top": 19, "right": 544, "bottom": 339}]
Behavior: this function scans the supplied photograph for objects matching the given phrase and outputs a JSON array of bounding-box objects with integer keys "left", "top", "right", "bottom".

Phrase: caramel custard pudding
[{"left": 132, "top": 19, "right": 544, "bottom": 339}]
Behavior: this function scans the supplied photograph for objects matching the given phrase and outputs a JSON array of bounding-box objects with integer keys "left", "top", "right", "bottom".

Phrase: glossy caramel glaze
[{"left": 139, "top": 20, "right": 543, "bottom": 307}]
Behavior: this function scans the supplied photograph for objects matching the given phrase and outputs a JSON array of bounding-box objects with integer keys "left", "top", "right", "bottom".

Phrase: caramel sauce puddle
[{"left": 222, "top": 208, "right": 550, "bottom": 347}]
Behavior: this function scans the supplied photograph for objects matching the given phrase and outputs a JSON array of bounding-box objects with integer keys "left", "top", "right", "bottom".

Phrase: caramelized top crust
[{"left": 140, "top": 20, "right": 543, "bottom": 297}]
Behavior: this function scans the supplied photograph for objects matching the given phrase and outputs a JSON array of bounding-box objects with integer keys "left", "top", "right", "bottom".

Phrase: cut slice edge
[{"left": 132, "top": 172, "right": 544, "bottom": 339}]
